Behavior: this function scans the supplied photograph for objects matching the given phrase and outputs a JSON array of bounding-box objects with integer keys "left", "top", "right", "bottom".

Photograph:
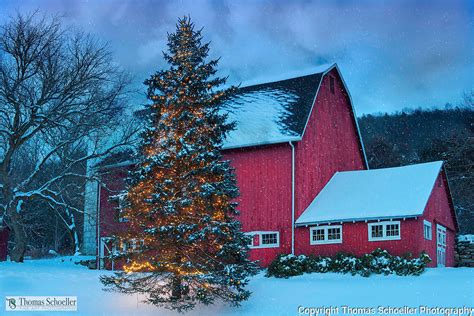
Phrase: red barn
[
  {"left": 295, "top": 161, "right": 458, "bottom": 267},
  {"left": 82, "top": 63, "right": 458, "bottom": 268}
]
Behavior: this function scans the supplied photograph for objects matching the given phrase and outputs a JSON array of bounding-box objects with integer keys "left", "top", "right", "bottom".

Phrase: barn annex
[{"left": 81, "top": 63, "right": 458, "bottom": 269}]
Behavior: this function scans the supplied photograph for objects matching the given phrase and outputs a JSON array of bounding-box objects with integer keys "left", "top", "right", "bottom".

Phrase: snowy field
[{"left": 0, "top": 257, "right": 473, "bottom": 316}]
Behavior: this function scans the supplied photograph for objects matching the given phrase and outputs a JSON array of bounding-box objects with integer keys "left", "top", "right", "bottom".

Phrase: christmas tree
[{"left": 100, "top": 16, "right": 259, "bottom": 312}]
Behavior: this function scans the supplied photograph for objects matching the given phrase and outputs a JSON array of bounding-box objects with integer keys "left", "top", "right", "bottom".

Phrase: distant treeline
[{"left": 358, "top": 107, "right": 474, "bottom": 234}]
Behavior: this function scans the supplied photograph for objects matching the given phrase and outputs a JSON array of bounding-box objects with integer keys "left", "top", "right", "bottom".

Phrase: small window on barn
[
  {"left": 313, "top": 228, "right": 325, "bottom": 242},
  {"left": 368, "top": 221, "right": 401, "bottom": 241},
  {"left": 261, "top": 233, "right": 279, "bottom": 246},
  {"left": 328, "top": 228, "right": 341, "bottom": 240},
  {"left": 329, "top": 76, "right": 335, "bottom": 94},
  {"left": 386, "top": 224, "right": 399, "bottom": 237},
  {"left": 310, "top": 225, "right": 342, "bottom": 245},
  {"left": 370, "top": 225, "right": 384, "bottom": 238},
  {"left": 424, "top": 220, "right": 432, "bottom": 240},
  {"left": 245, "top": 231, "right": 279, "bottom": 249}
]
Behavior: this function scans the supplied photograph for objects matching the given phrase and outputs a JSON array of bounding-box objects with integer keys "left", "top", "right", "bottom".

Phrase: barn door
[
  {"left": 99, "top": 237, "right": 116, "bottom": 270},
  {"left": 436, "top": 224, "right": 446, "bottom": 267}
]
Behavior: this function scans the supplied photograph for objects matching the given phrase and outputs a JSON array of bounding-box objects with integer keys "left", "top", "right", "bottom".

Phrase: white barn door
[{"left": 436, "top": 224, "right": 446, "bottom": 267}]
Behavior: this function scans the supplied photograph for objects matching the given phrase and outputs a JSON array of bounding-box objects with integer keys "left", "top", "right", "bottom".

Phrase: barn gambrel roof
[{"left": 221, "top": 63, "right": 365, "bottom": 151}]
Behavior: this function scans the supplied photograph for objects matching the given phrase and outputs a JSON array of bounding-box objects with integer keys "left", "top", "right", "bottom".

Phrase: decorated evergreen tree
[{"left": 100, "top": 17, "right": 258, "bottom": 312}]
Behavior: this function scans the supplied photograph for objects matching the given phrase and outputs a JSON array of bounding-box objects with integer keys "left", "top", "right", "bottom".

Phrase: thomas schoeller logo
[{"left": 5, "top": 296, "right": 77, "bottom": 312}]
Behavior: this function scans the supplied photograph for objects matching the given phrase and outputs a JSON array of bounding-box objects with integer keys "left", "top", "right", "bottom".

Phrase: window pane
[
  {"left": 371, "top": 225, "right": 383, "bottom": 238},
  {"left": 424, "top": 224, "right": 431, "bottom": 240},
  {"left": 262, "top": 233, "right": 277, "bottom": 245},
  {"left": 328, "top": 228, "right": 341, "bottom": 240},
  {"left": 313, "top": 229, "right": 325, "bottom": 241},
  {"left": 386, "top": 224, "right": 400, "bottom": 237}
]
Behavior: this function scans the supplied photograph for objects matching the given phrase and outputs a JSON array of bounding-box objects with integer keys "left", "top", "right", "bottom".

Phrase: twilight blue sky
[{"left": 0, "top": 0, "right": 473, "bottom": 115}]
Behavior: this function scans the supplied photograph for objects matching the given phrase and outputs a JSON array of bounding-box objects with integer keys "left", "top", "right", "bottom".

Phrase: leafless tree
[{"left": 0, "top": 13, "right": 137, "bottom": 262}]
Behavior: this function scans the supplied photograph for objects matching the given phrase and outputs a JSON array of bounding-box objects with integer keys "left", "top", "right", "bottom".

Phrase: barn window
[
  {"left": 368, "top": 221, "right": 401, "bottom": 241},
  {"left": 371, "top": 225, "right": 384, "bottom": 238},
  {"left": 386, "top": 224, "right": 399, "bottom": 237},
  {"left": 262, "top": 233, "right": 278, "bottom": 245},
  {"left": 328, "top": 228, "right": 341, "bottom": 240},
  {"left": 329, "top": 76, "right": 335, "bottom": 94},
  {"left": 424, "top": 220, "right": 432, "bottom": 240},
  {"left": 245, "top": 231, "right": 279, "bottom": 249},
  {"left": 314, "top": 228, "right": 325, "bottom": 241},
  {"left": 310, "top": 225, "right": 342, "bottom": 245}
]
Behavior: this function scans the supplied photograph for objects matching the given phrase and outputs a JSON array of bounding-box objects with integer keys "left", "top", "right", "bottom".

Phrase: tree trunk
[
  {"left": 9, "top": 216, "right": 27, "bottom": 262},
  {"left": 68, "top": 209, "right": 80, "bottom": 256},
  {"left": 4, "top": 198, "right": 27, "bottom": 262},
  {"left": 171, "top": 253, "right": 182, "bottom": 299},
  {"left": 171, "top": 274, "right": 182, "bottom": 299}
]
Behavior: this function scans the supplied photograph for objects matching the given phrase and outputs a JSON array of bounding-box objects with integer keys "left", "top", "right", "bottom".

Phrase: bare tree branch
[{"left": 0, "top": 12, "right": 139, "bottom": 262}]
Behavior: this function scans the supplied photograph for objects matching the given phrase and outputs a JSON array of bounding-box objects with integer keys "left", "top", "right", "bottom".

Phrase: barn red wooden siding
[
  {"left": 223, "top": 144, "right": 293, "bottom": 266},
  {"left": 99, "top": 168, "right": 130, "bottom": 240},
  {"left": 294, "top": 68, "right": 366, "bottom": 220}
]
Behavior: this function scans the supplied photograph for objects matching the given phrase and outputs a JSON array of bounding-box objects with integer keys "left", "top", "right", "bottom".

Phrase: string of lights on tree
[{"left": 100, "top": 16, "right": 258, "bottom": 312}]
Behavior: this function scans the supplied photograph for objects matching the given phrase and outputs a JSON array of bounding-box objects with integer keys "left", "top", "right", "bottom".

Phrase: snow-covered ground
[{"left": 0, "top": 257, "right": 473, "bottom": 316}]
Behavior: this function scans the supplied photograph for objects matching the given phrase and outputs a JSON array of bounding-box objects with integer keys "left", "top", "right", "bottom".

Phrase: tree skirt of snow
[{"left": 0, "top": 257, "right": 473, "bottom": 315}]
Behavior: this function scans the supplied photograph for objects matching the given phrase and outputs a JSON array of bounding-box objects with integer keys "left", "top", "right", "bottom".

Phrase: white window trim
[
  {"left": 245, "top": 231, "right": 280, "bottom": 249},
  {"left": 368, "top": 221, "right": 401, "bottom": 241},
  {"left": 423, "top": 220, "right": 432, "bottom": 240},
  {"left": 310, "top": 225, "right": 343, "bottom": 245}
]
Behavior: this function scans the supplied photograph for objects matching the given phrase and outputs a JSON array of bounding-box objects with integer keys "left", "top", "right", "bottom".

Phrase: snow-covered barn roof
[
  {"left": 295, "top": 161, "right": 444, "bottom": 226},
  {"left": 221, "top": 64, "right": 332, "bottom": 149}
]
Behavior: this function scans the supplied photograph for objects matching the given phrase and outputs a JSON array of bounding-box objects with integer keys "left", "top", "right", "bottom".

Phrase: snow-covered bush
[
  {"left": 304, "top": 256, "right": 332, "bottom": 273},
  {"left": 391, "top": 252, "right": 431, "bottom": 276},
  {"left": 266, "top": 249, "right": 431, "bottom": 278},
  {"left": 266, "top": 254, "right": 307, "bottom": 278},
  {"left": 361, "top": 249, "right": 393, "bottom": 275},
  {"left": 330, "top": 253, "right": 366, "bottom": 276}
]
